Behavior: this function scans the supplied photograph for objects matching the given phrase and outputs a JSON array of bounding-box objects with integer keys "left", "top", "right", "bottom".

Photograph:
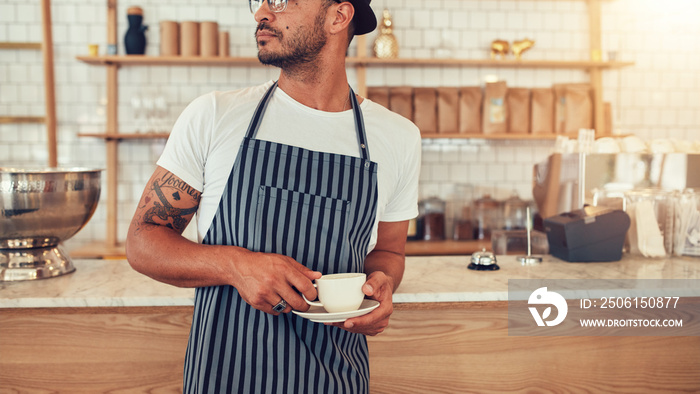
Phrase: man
[{"left": 125, "top": 0, "right": 421, "bottom": 392}]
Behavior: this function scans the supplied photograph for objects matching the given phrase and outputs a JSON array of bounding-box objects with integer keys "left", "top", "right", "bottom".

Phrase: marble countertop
[{"left": 2, "top": 254, "right": 700, "bottom": 309}]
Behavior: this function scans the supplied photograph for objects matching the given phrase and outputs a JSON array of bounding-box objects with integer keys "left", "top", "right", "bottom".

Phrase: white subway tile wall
[{"left": 1, "top": 0, "right": 699, "bottom": 250}]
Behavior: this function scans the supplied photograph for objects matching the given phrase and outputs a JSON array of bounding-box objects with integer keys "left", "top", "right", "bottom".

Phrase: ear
[{"left": 329, "top": 1, "right": 354, "bottom": 35}]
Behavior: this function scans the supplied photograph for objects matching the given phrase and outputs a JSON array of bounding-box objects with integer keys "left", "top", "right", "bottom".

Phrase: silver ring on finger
[{"left": 272, "top": 299, "right": 287, "bottom": 313}]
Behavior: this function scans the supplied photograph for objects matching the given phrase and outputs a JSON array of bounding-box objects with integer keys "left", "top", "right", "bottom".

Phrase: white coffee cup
[
  {"left": 303, "top": 273, "right": 366, "bottom": 313},
  {"left": 594, "top": 137, "right": 621, "bottom": 154}
]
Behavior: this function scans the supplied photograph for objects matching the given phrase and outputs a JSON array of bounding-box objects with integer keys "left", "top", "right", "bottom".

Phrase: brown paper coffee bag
[
  {"left": 554, "top": 83, "right": 592, "bottom": 134},
  {"left": 389, "top": 86, "right": 414, "bottom": 121},
  {"left": 564, "top": 84, "right": 593, "bottom": 134},
  {"left": 458, "top": 87, "right": 482, "bottom": 134},
  {"left": 367, "top": 87, "right": 390, "bottom": 109},
  {"left": 531, "top": 88, "right": 554, "bottom": 134},
  {"left": 506, "top": 88, "right": 530, "bottom": 134},
  {"left": 437, "top": 87, "right": 459, "bottom": 134},
  {"left": 482, "top": 81, "right": 507, "bottom": 134},
  {"left": 413, "top": 87, "right": 438, "bottom": 134}
]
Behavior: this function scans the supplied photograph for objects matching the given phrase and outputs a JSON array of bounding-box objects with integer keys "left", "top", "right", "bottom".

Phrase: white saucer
[{"left": 292, "top": 299, "right": 380, "bottom": 323}]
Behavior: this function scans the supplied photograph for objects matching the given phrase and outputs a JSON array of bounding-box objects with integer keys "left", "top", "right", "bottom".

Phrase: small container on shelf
[
  {"left": 503, "top": 191, "right": 529, "bottom": 230},
  {"left": 420, "top": 196, "right": 446, "bottom": 241},
  {"left": 180, "top": 21, "right": 200, "bottom": 56},
  {"left": 124, "top": 6, "right": 147, "bottom": 55},
  {"left": 200, "top": 21, "right": 219, "bottom": 57},
  {"left": 219, "top": 31, "right": 230, "bottom": 57},
  {"left": 472, "top": 194, "right": 502, "bottom": 240},
  {"left": 452, "top": 184, "right": 475, "bottom": 241},
  {"left": 453, "top": 205, "right": 474, "bottom": 241},
  {"left": 159, "top": 21, "right": 179, "bottom": 56}
]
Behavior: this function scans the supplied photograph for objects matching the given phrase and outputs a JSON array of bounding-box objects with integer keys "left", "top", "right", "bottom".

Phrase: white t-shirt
[{"left": 157, "top": 81, "right": 421, "bottom": 252}]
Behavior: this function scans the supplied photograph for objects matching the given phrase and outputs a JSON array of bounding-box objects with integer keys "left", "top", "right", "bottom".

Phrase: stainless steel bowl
[{"left": 1, "top": 167, "right": 102, "bottom": 281}]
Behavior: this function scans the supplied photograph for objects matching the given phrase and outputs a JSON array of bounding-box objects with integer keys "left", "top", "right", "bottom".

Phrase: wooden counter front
[
  {"left": 2, "top": 257, "right": 699, "bottom": 392},
  {"left": 3, "top": 302, "right": 698, "bottom": 392},
  {"left": 0, "top": 306, "right": 192, "bottom": 392},
  {"left": 371, "top": 302, "right": 700, "bottom": 393}
]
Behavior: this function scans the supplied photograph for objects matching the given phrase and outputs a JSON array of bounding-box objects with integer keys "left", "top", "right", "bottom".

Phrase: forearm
[
  {"left": 125, "top": 165, "right": 251, "bottom": 288},
  {"left": 125, "top": 223, "right": 252, "bottom": 288},
  {"left": 363, "top": 221, "right": 409, "bottom": 293},
  {"left": 363, "top": 248, "right": 405, "bottom": 292}
]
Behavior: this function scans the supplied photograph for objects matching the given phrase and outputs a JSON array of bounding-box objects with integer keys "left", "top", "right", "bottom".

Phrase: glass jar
[
  {"left": 624, "top": 188, "right": 674, "bottom": 257},
  {"left": 452, "top": 184, "right": 474, "bottom": 241},
  {"left": 673, "top": 188, "right": 700, "bottom": 257},
  {"left": 420, "top": 196, "right": 446, "bottom": 241},
  {"left": 503, "top": 192, "right": 528, "bottom": 230},
  {"left": 472, "top": 194, "right": 502, "bottom": 240}
]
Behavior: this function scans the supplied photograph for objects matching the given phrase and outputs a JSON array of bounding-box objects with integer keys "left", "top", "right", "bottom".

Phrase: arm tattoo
[{"left": 140, "top": 171, "right": 201, "bottom": 233}]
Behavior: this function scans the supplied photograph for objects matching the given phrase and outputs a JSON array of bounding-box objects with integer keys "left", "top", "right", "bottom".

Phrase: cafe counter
[{"left": 2, "top": 255, "right": 699, "bottom": 392}]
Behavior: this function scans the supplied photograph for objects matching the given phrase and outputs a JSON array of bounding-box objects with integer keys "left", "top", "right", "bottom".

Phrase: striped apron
[{"left": 184, "top": 82, "right": 379, "bottom": 393}]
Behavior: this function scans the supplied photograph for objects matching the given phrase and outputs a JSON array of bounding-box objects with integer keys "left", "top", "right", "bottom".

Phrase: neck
[{"left": 276, "top": 48, "right": 352, "bottom": 112}]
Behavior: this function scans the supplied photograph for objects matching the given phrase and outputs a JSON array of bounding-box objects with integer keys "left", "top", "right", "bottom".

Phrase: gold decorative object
[
  {"left": 512, "top": 38, "right": 535, "bottom": 59},
  {"left": 373, "top": 9, "right": 399, "bottom": 59},
  {"left": 490, "top": 40, "right": 509, "bottom": 59}
]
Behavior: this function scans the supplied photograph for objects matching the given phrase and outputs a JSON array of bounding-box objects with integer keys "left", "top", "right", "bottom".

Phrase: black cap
[{"left": 347, "top": 0, "right": 376, "bottom": 35}]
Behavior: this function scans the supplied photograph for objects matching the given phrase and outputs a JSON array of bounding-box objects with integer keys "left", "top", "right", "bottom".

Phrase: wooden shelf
[
  {"left": 78, "top": 132, "right": 170, "bottom": 141},
  {"left": 0, "top": 116, "right": 45, "bottom": 124},
  {"left": 405, "top": 239, "right": 492, "bottom": 256},
  {"left": 347, "top": 57, "right": 634, "bottom": 70},
  {"left": 422, "top": 133, "right": 567, "bottom": 140},
  {"left": 76, "top": 55, "right": 263, "bottom": 67},
  {"left": 76, "top": 55, "right": 633, "bottom": 70},
  {"left": 78, "top": 131, "right": 590, "bottom": 142},
  {"left": 0, "top": 42, "right": 42, "bottom": 50}
]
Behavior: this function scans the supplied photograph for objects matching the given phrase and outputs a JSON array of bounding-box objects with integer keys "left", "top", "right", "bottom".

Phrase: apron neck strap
[
  {"left": 245, "top": 81, "right": 370, "bottom": 161},
  {"left": 245, "top": 81, "right": 278, "bottom": 140},
  {"left": 349, "top": 87, "right": 370, "bottom": 161}
]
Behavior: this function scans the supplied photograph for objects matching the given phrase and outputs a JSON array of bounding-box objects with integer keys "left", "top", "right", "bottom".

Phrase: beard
[{"left": 256, "top": 11, "right": 328, "bottom": 70}]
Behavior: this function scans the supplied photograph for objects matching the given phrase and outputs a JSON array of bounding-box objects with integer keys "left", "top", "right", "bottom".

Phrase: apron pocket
[{"left": 254, "top": 185, "right": 351, "bottom": 272}]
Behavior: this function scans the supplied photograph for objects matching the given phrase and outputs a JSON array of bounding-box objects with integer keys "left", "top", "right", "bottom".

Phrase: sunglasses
[
  {"left": 249, "top": 0, "right": 342, "bottom": 14},
  {"left": 249, "top": 0, "right": 288, "bottom": 14}
]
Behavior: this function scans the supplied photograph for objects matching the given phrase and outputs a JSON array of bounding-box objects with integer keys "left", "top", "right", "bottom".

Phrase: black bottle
[{"left": 124, "top": 6, "right": 147, "bottom": 55}]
